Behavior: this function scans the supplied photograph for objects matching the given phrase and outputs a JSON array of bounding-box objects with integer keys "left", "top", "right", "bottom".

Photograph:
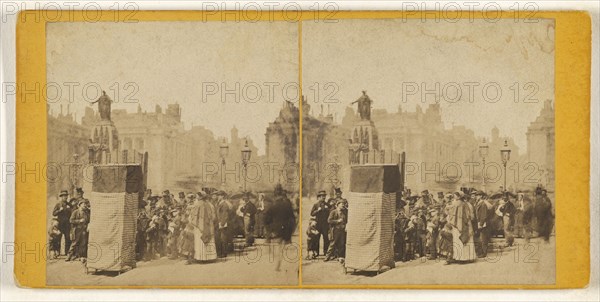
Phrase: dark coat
[
  {"left": 310, "top": 200, "right": 331, "bottom": 231},
  {"left": 263, "top": 196, "right": 296, "bottom": 242},
  {"left": 240, "top": 201, "right": 257, "bottom": 226},
  {"left": 217, "top": 199, "right": 232, "bottom": 227},
  {"left": 53, "top": 202, "right": 72, "bottom": 228},
  {"left": 475, "top": 199, "right": 495, "bottom": 229}
]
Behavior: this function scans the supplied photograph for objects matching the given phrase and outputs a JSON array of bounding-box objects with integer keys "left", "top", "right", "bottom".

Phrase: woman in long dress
[
  {"left": 446, "top": 192, "right": 476, "bottom": 264},
  {"left": 189, "top": 193, "right": 217, "bottom": 262}
]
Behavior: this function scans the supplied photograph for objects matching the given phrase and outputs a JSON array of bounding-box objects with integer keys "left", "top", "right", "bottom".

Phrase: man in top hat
[
  {"left": 156, "top": 190, "right": 171, "bottom": 210},
  {"left": 393, "top": 208, "right": 409, "bottom": 261},
  {"left": 534, "top": 188, "right": 554, "bottom": 242},
  {"left": 215, "top": 190, "right": 233, "bottom": 257},
  {"left": 310, "top": 190, "right": 331, "bottom": 257},
  {"left": 475, "top": 191, "right": 495, "bottom": 257},
  {"left": 263, "top": 184, "right": 296, "bottom": 271},
  {"left": 177, "top": 192, "right": 187, "bottom": 208},
  {"left": 239, "top": 192, "right": 257, "bottom": 247},
  {"left": 496, "top": 194, "right": 516, "bottom": 247},
  {"left": 437, "top": 192, "right": 445, "bottom": 204},
  {"left": 52, "top": 190, "right": 72, "bottom": 256},
  {"left": 414, "top": 190, "right": 431, "bottom": 209},
  {"left": 329, "top": 188, "right": 348, "bottom": 215}
]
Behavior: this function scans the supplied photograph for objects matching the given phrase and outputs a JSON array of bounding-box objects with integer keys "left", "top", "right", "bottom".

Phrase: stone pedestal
[
  {"left": 349, "top": 120, "right": 380, "bottom": 164},
  {"left": 89, "top": 120, "right": 120, "bottom": 164}
]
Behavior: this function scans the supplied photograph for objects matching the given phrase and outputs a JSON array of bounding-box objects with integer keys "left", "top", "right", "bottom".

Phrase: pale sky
[
  {"left": 302, "top": 18, "right": 555, "bottom": 151},
  {"left": 46, "top": 21, "right": 299, "bottom": 155},
  {"left": 47, "top": 19, "right": 554, "bottom": 153}
]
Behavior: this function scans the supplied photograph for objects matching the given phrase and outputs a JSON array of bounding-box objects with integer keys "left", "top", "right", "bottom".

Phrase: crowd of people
[
  {"left": 394, "top": 186, "right": 554, "bottom": 264},
  {"left": 306, "top": 185, "right": 555, "bottom": 266},
  {"left": 49, "top": 184, "right": 298, "bottom": 271}
]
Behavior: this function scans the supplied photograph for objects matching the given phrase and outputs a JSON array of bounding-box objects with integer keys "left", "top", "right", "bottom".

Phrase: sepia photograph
[
  {"left": 6, "top": 2, "right": 596, "bottom": 300},
  {"left": 300, "top": 18, "right": 556, "bottom": 285},
  {"left": 44, "top": 21, "right": 300, "bottom": 286}
]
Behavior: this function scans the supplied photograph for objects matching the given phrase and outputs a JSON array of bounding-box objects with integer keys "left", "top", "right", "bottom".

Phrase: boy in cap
[
  {"left": 71, "top": 187, "right": 90, "bottom": 257},
  {"left": 324, "top": 200, "right": 347, "bottom": 262},
  {"left": 66, "top": 200, "right": 89, "bottom": 262}
]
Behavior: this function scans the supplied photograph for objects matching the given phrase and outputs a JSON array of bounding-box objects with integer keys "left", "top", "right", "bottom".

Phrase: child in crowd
[
  {"left": 48, "top": 219, "right": 62, "bottom": 259},
  {"left": 306, "top": 219, "right": 320, "bottom": 260}
]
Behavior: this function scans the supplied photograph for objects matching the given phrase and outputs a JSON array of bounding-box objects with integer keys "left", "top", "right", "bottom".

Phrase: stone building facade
[
  {"left": 264, "top": 98, "right": 349, "bottom": 196},
  {"left": 526, "top": 100, "right": 555, "bottom": 191},
  {"left": 49, "top": 103, "right": 264, "bottom": 195},
  {"left": 47, "top": 109, "right": 90, "bottom": 199},
  {"left": 302, "top": 99, "right": 349, "bottom": 197},
  {"left": 265, "top": 100, "right": 301, "bottom": 192}
]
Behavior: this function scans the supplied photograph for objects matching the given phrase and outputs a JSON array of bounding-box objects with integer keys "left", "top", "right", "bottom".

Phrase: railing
[
  {"left": 121, "top": 149, "right": 145, "bottom": 165},
  {"left": 349, "top": 149, "right": 405, "bottom": 165}
]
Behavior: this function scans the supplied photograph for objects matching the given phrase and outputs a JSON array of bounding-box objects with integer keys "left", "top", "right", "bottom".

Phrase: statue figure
[
  {"left": 351, "top": 90, "right": 372, "bottom": 121},
  {"left": 90, "top": 91, "right": 112, "bottom": 121}
]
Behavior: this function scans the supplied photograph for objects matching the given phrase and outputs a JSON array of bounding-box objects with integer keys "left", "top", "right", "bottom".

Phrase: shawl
[
  {"left": 448, "top": 200, "right": 471, "bottom": 245},
  {"left": 189, "top": 200, "right": 215, "bottom": 242}
]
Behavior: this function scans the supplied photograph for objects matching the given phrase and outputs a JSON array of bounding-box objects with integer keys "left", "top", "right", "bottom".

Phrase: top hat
[
  {"left": 75, "top": 187, "right": 84, "bottom": 194},
  {"left": 334, "top": 187, "right": 342, "bottom": 194}
]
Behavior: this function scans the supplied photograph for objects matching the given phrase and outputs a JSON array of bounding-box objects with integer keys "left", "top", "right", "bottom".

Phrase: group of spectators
[
  {"left": 49, "top": 184, "right": 298, "bottom": 272},
  {"left": 304, "top": 185, "right": 554, "bottom": 268},
  {"left": 136, "top": 185, "right": 298, "bottom": 268},
  {"left": 393, "top": 186, "right": 554, "bottom": 264}
]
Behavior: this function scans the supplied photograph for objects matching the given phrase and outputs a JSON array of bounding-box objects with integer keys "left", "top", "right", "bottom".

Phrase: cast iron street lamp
[
  {"left": 478, "top": 138, "right": 489, "bottom": 193},
  {"left": 66, "top": 153, "right": 82, "bottom": 196},
  {"left": 500, "top": 140, "right": 512, "bottom": 192},
  {"left": 219, "top": 138, "right": 229, "bottom": 188},
  {"left": 241, "top": 139, "right": 252, "bottom": 192}
]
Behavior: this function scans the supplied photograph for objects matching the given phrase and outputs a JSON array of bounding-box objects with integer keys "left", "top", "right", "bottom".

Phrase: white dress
[
  {"left": 451, "top": 225, "right": 476, "bottom": 261},
  {"left": 193, "top": 228, "right": 217, "bottom": 261},
  {"left": 191, "top": 201, "right": 217, "bottom": 261}
]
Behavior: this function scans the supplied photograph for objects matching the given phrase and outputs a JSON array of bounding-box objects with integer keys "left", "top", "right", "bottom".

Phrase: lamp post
[
  {"left": 330, "top": 154, "right": 340, "bottom": 194},
  {"left": 219, "top": 138, "right": 229, "bottom": 189},
  {"left": 64, "top": 153, "right": 83, "bottom": 196},
  {"left": 478, "top": 138, "right": 489, "bottom": 193},
  {"left": 241, "top": 139, "right": 252, "bottom": 192},
  {"left": 500, "top": 140, "right": 512, "bottom": 192}
]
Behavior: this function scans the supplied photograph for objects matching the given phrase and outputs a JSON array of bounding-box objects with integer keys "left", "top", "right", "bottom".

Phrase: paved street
[
  {"left": 302, "top": 236, "right": 555, "bottom": 285},
  {"left": 47, "top": 236, "right": 300, "bottom": 286}
]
